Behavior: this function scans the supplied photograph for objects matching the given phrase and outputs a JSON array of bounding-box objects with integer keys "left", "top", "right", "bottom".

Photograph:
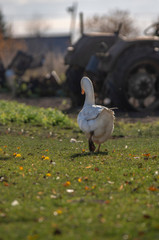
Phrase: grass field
[{"left": 0, "top": 101, "right": 159, "bottom": 240}]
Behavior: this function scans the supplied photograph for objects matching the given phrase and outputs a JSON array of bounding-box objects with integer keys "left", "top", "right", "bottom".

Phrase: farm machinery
[
  {"left": 64, "top": 23, "right": 159, "bottom": 111},
  {"left": 0, "top": 51, "right": 60, "bottom": 97}
]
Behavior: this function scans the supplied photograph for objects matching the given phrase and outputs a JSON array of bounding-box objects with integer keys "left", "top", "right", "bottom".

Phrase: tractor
[{"left": 64, "top": 23, "right": 159, "bottom": 111}]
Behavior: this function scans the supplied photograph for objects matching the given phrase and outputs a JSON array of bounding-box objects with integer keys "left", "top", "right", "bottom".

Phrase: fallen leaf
[
  {"left": 63, "top": 181, "right": 71, "bottom": 187},
  {"left": 85, "top": 166, "right": 92, "bottom": 169},
  {"left": 143, "top": 153, "right": 150, "bottom": 157},
  {"left": 78, "top": 178, "right": 82, "bottom": 182},
  {"left": 119, "top": 184, "right": 124, "bottom": 190},
  {"left": 143, "top": 214, "right": 151, "bottom": 219},
  {"left": 16, "top": 154, "right": 21, "bottom": 158},
  {"left": 94, "top": 167, "right": 99, "bottom": 172},
  {"left": 4, "top": 182, "right": 9, "bottom": 187},
  {"left": 148, "top": 186, "right": 158, "bottom": 191},
  {"left": 38, "top": 192, "right": 43, "bottom": 195},
  {"left": 46, "top": 173, "right": 51, "bottom": 177},
  {"left": 84, "top": 177, "right": 88, "bottom": 181},
  {"left": 53, "top": 209, "right": 62, "bottom": 216}
]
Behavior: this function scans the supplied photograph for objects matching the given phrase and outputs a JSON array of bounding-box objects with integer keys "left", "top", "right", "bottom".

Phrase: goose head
[{"left": 81, "top": 77, "right": 95, "bottom": 105}]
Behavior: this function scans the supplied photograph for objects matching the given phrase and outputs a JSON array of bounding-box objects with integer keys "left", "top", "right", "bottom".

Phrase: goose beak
[{"left": 81, "top": 88, "right": 85, "bottom": 95}]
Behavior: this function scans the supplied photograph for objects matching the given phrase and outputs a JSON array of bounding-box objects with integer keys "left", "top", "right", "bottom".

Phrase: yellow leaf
[
  {"left": 57, "top": 209, "right": 62, "bottom": 214},
  {"left": 46, "top": 173, "right": 51, "bottom": 177},
  {"left": 64, "top": 181, "right": 71, "bottom": 187},
  {"left": 85, "top": 166, "right": 92, "bottom": 169},
  {"left": 78, "top": 178, "right": 82, "bottom": 183},
  {"left": 16, "top": 154, "right": 21, "bottom": 158},
  {"left": 54, "top": 209, "right": 63, "bottom": 216}
]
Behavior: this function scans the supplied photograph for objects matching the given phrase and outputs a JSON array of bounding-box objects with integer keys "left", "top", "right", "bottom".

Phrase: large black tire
[
  {"left": 105, "top": 46, "right": 159, "bottom": 111},
  {"left": 65, "top": 66, "right": 85, "bottom": 107}
]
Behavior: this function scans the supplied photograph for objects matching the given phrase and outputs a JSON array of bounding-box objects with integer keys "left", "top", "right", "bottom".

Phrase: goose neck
[{"left": 84, "top": 89, "right": 95, "bottom": 105}]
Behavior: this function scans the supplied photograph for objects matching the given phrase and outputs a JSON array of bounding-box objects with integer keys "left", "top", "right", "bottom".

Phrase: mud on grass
[{"left": 0, "top": 124, "right": 159, "bottom": 240}]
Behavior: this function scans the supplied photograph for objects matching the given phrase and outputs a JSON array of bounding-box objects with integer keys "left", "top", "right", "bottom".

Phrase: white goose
[{"left": 77, "top": 76, "right": 115, "bottom": 152}]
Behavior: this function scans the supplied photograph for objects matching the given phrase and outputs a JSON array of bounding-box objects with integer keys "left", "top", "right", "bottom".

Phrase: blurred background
[{"left": 0, "top": 0, "right": 159, "bottom": 113}]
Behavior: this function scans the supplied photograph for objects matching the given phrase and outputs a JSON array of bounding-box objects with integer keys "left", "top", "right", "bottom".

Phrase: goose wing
[
  {"left": 79, "top": 105, "right": 103, "bottom": 121},
  {"left": 77, "top": 105, "right": 105, "bottom": 133}
]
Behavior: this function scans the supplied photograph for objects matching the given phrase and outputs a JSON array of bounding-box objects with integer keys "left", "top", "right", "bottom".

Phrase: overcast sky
[{"left": 0, "top": 0, "right": 159, "bottom": 39}]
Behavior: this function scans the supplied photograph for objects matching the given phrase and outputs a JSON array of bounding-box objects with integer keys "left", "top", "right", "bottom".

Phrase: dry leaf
[
  {"left": 148, "top": 186, "right": 158, "bottom": 191},
  {"left": 119, "top": 184, "right": 124, "bottom": 190},
  {"left": 86, "top": 166, "right": 92, "bottom": 169},
  {"left": 94, "top": 167, "right": 99, "bottom": 172}
]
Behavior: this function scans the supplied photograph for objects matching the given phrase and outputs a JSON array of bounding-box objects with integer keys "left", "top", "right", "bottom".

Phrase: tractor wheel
[
  {"left": 65, "top": 66, "right": 85, "bottom": 107},
  {"left": 105, "top": 46, "right": 159, "bottom": 111}
]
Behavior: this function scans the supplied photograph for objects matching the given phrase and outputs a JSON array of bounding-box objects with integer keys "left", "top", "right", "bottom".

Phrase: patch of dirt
[{"left": 115, "top": 110, "right": 159, "bottom": 123}]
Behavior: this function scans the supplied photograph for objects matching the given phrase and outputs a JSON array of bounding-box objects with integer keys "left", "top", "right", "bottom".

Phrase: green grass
[
  {"left": 0, "top": 101, "right": 159, "bottom": 240},
  {"left": 0, "top": 100, "right": 73, "bottom": 127}
]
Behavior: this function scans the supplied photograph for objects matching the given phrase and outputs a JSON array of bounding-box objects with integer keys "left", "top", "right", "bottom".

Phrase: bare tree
[
  {"left": 0, "top": 9, "right": 6, "bottom": 36},
  {"left": 144, "top": 16, "right": 159, "bottom": 36},
  {"left": 85, "top": 9, "right": 139, "bottom": 37},
  {"left": 26, "top": 14, "right": 50, "bottom": 37}
]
